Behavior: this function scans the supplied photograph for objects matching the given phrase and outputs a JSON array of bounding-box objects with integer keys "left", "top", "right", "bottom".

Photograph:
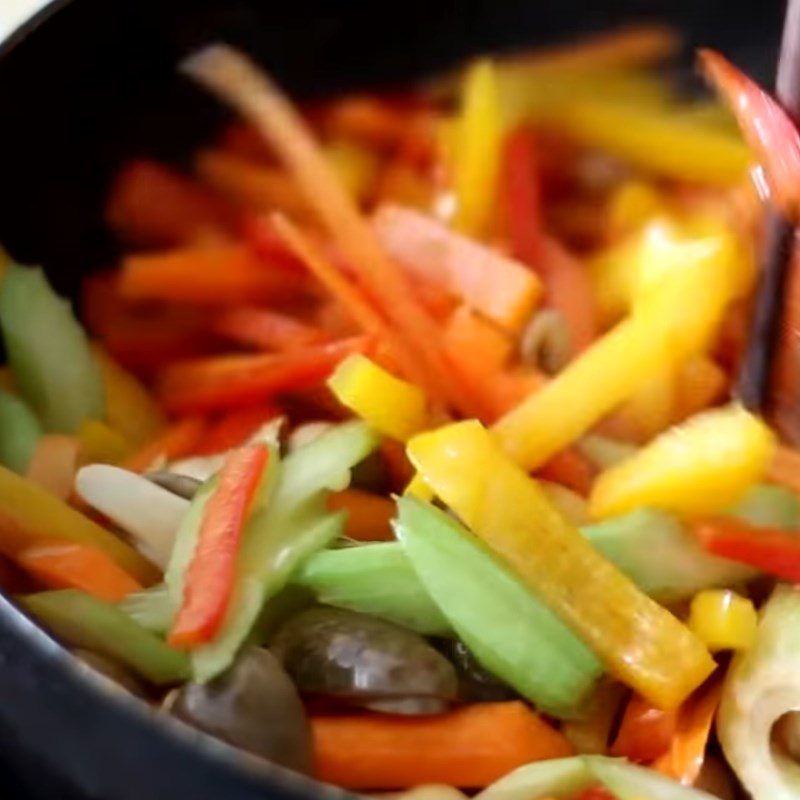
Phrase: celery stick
[
  {"left": 727, "top": 483, "right": 800, "bottom": 529},
  {"left": 190, "top": 422, "right": 378, "bottom": 682},
  {"left": 718, "top": 585, "right": 800, "bottom": 800},
  {"left": 0, "top": 389, "right": 41, "bottom": 472},
  {"left": 584, "top": 508, "right": 756, "bottom": 601},
  {"left": 395, "top": 497, "right": 602, "bottom": 718},
  {"left": 23, "top": 590, "right": 189, "bottom": 684},
  {"left": 119, "top": 584, "right": 174, "bottom": 634},
  {"left": 294, "top": 543, "right": 451, "bottom": 636},
  {"left": 0, "top": 264, "right": 103, "bottom": 432}
]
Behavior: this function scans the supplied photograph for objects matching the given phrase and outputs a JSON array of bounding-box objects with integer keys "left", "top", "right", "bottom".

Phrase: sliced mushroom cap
[
  {"left": 169, "top": 647, "right": 312, "bottom": 774},
  {"left": 270, "top": 606, "right": 458, "bottom": 714}
]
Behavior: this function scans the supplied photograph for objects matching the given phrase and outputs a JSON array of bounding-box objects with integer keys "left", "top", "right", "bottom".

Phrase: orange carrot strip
[
  {"left": 212, "top": 306, "right": 331, "bottom": 351},
  {"left": 124, "top": 417, "right": 207, "bottom": 473},
  {"left": 312, "top": 702, "right": 573, "bottom": 789},
  {"left": 119, "top": 244, "right": 307, "bottom": 305},
  {"left": 16, "top": 541, "right": 143, "bottom": 603},
  {"left": 327, "top": 489, "right": 395, "bottom": 541},
  {"left": 767, "top": 445, "right": 800, "bottom": 495},
  {"left": 195, "top": 149, "right": 310, "bottom": 218},
  {"left": 106, "top": 159, "right": 234, "bottom": 246},
  {"left": 653, "top": 681, "right": 722, "bottom": 784},
  {"left": 25, "top": 436, "right": 80, "bottom": 501},
  {"left": 219, "top": 122, "right": 271, "bottom": 161},
  {"left": 540, "top": 236, "right": 596, "bottom": 355},
  {"left": 610, "top": 694, "right": 679, "bottom": 764},
  {"left": 273, "top": 214, "right": 431, "bottom": 392},
  {"left": 157, "top": 338, "right": 368, "bottom": 415},
  {"left": 380, "top": 439, "right": 416, "bottom": 491},
  {"left": 536, "top": 448, "right": 595, "bottom": 496},
  {"left": 184, "top": 49, "right": 480, "bottom": 417},
  {"left": 193, "top": 405, "right": 281, "bottom": 456},
  {"left": 443, "top": 305, "right": 512, "bottom": 371},
  {"left": 673, "top": 356, "right": 729, "bottom": 424},
  {"left": 373, "top": 204, "right": 543, "bottom": 332},
  {"left": 317, "top": 96, "right": 422, "bottom": 152}
]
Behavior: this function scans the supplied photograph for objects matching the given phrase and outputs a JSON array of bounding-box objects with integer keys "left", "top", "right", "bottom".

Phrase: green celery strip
[
  {"left": 295, "top": 543, "right": 451, "bottom": 636},
  {"left": 726, "top": 483, "right": 800, "bottom": 529},
  {"left": 0, "top": 389, "right": 41, "bottom": 472},
  {"left": 118, "top": 584, "right": 174, "bottom": 634},
  {"left": 0, "top": 264, "right": 103, "bottom": 432},
  {"left": 23, "top": 590, "right": 189, "bottom": 684},
  {"left": 395, "top": 497, "right": 602, "bottom": 718}
]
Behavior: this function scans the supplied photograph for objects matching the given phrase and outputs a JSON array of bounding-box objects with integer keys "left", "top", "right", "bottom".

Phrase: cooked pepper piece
[{"left": 407, "top": 420, "right": 715, "bottom": 709}]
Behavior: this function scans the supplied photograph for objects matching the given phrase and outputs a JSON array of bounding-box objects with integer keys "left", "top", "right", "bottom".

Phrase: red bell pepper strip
[
  {"left": 501, "top": 126, "right": 544, "bottom": 266},
  {"left": 169, "top": 443, "right": 269, "bottom": 648},
  {"left": 193, "top": 405, "right": 281, "bottom": 455},
  {"left": 124, "top": 417, "right": 207, "bottom": 473},
  {"left": 610, "top": 694, "right": 678, "bottom": 763},
  {"left": 156, "top": 337, "right": 369, "bottom": 414},
  {"left": 692, "top": 517, "right": 800, "bottom": 582},
  {"left": 699, "top": 49, "right": 799, "bottom": 218},
  {"left": 213, "top": 306, "right": 331, "bottom": 352}
]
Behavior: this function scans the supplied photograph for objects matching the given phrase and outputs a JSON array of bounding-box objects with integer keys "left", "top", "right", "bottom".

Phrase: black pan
[{"left": 0, "top": 0, "right": 785, "bottom": 797}]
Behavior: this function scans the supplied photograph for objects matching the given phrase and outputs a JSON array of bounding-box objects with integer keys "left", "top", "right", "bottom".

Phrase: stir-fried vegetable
[
  {"left": 408, "top": 421, "right": 715, "bottom": 709},
  {"left": 0, "top": 389, "right": 42, "bottom": 473},
  {"left": 0, "top": 264, "right": 104, "bottom": 433},
  {"left": 395, "top": 498, "right": 602, "bottom": 717}
]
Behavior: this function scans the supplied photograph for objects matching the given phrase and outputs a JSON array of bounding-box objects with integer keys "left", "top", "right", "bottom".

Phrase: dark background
[{"left": 0, "top": 0, "right": 788, "bottom": 797}]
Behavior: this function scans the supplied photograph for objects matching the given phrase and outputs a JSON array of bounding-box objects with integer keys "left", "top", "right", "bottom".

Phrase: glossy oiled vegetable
[
  {"left": 271, "top": 606, "right": 458, "bottom": 714},
  {"left": 408, "top": 421, "right": 715, "bottom": 709},
  {"left": 169, "top": 647, "right": 312, "bottom": 773},
  {"left": 688, "top": 589, "right": 757, "bottom": 651},
  {"left": 293, "top": 543, "right": 452, "bottom": 636},
  {"left": 0, "top": 264, "right": 104, "bottom": 433},
  {"left": 395, "top": 497, "right": 602, "bottom": 717},
  {"left": 590, "top": 404, "right": 775, "bottom": 519},
  {"left": 0, "top": 389, "right": 42, "bottom": 473},
  {"left": 23, "top": 590, "right": 188, "bottom": 685},
  {"left": 717, "top": 585, "right": 800, "bottom": 800}
]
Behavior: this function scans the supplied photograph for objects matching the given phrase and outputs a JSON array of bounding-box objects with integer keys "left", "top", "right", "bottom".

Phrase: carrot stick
[
  {"left": 653, "top": 681, "right": 722, "bottom": 784},
  {"left": 25, "top": 436, "right": 80, "bottom": 501},
  {"left": 123, "top": 417, "right": 207, "bottom": 473},
  {"left": 156, "top": 338, "right": 368, "bottom": 415},
  {"left": 536, "top": 447, "right": 595, "bottom": 495},
  {"left": 540, "top": 236, "right": 596, "bottom": 355},
  {"left": 105, "top": 159, "right": 235, "bottom": 246},
  {"left": 610, "top": 694, "right": 678, "bottom": 763},
  {"left": 193, "top": 405, "right": 281, "bottom": 455},
  {"left": 119, "top": 244, "right": 307, "bottom": 305},
  {"left": 213, "top": 306, "right": 331, "bottom": 351},
  {"left": 673, "top": 356, "right": 729, "bottom": 424},
  {"left": 272, "top": 214, "right": 431, "bottom": 392},
  {"left": 327, "top": 489, "right": 395, "bottom": 541},
  {"left": 182, "top": 48, "right": 482, "bottom": 418},
  {"left": 219, "top": 121, "right": 271, "bottom": 161},
  {"left": 16, "top": 541, "right": 143, "bottom": 603},
  {"left": 312, "top": 702, "right": 573, "bottom": 789},
  {"left": 195, "top": 149, "right": 311, "bottom": 218}
]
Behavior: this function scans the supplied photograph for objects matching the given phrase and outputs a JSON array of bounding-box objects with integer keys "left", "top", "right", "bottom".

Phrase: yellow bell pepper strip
[
  {"left": 558, "top": 99, "right": 750, "bottom": 184},
  {"left": 493, "top": 222, "right": 742, "bottom": 471},
  {"left": 407, "top": 420, "right": 716, "bottom": 709},
  {"left": 688, "top": 589, "right": 757, "bottom": 652},
  {"left": 454, "top": 59, "right": 504, "bottom": 235},
  {"left": 328, "top": 354, "right": 429, "bottom": 442},
  {"left": 0, "top": 464, "right": 158, "bottom": 584},
  {"left": 78, "top": 419, "right": 132, "bottom": 465},
  {"left": 607, "top": 179, "right": 667, "bottom": 236},
  {"left": 93, "top": 346, "right": 165, "bottom": 448},
  {"left": 589, "top": 404, "right": 775, "bottom": 519}
]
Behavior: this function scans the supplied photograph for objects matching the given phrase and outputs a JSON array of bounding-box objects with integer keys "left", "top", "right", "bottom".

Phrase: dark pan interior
[{"left": 0, "top": 0, "right": 785, "bottom": 797}]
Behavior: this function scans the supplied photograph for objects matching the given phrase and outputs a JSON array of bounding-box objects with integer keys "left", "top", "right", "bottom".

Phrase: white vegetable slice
[
  {"left": 75, "top": 465, "right": 189, "bottom": 568},
  {"left": 718, "top": 584, "right": 800, "bottom": 800}
]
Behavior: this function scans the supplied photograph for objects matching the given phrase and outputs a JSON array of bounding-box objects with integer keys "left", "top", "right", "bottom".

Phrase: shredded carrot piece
[
  {"left": 327, "top": 489, "right": 396, "bottom": 541},
  {"left": 536, "top": 448, "right": 595, "bottom": 496},
  {"left": 611, "top": 694, "right": 679, "bottom": 763},
  {"left": 124, "top": 417, "right": 207, "bottom": 473},
  {"left": 182, "top": 47, "right": 483, "bottom": 418},
  {"left": 26, "top": 436, "right": 81, "bottom": 501},
  {"left": 213, "top": 306, "right": 331, "bottom": 352},
  {"left": 193, "top": 405, "right": 281, "bottom": 455}
]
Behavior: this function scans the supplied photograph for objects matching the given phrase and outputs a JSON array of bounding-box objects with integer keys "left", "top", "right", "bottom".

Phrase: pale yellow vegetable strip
[
  {"left": 182, "top": 45, "right": 482, "bottom": 419},
  {"left": 407, "top": 421, "right": 716, "bottom": 709},
  {"left": 559, "top": 100, "right": 751, "bottom": 184}
]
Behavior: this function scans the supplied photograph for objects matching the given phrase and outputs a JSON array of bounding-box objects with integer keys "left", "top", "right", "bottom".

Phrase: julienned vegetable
[
  {"left": 408, "top": 421, "right": 715, "bottom": 709},
  {"left": 23, "top": 590, "right": 189, "bottom": 684},
  {"left": 395, "top": 497, "right": 602, "bottom": 718},
  {"left": 718, "top": 586, "right": 800, "bottom": 800},
  {"left": 0, "top": 388, "right": 42, "bottom": 473},
  {"left": 0, "top": 264, "right": 104, "bottom": 433}
]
